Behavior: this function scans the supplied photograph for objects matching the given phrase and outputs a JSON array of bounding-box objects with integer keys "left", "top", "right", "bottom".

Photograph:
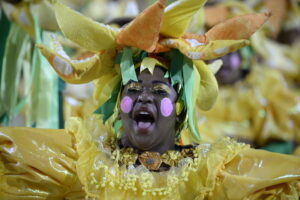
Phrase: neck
[{"left": 120, "top": 131, "right": 176, "bottom": 154}]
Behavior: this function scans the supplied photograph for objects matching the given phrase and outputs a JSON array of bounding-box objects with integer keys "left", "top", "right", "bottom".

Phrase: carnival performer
[
  {"left": 1, "top": 0, "right": 300, "bottom": 199},
  {"left": 198, "top": 0, "right": 300, "bottom": 153}
]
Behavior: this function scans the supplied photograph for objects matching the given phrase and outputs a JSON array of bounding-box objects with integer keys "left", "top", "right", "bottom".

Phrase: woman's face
[{"left": 120, "top": 67, "right": 177, "bottom": 152}]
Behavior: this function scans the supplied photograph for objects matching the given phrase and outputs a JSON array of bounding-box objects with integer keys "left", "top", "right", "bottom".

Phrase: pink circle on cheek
[
  {"left": 160, "top": 98, "right": 173, "bottom": 117},
  {"left": 120, "top": 96, "right": 133, "bottom": 113}
]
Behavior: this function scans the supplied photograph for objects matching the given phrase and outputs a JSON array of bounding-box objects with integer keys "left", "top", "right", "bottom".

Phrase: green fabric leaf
[
  {"left": 28, "top": 17, "right": 59, "bottom": 128},
  {"left": 0, "top": 12, "right": 11, "bottom": 86},
  {"left": 94, "top": 81, "right": 121, "bottom": 123},
  {"left": 0, "top": 23, "right": 30, "bottom": 125},
  {"left": 240, "top": 46, "right": 252, "bottom": 70},
  {"left": 261, "top": 141, "right": 294, "bottom": 154},
  {"left": 120, "top": 47, "right": 138, "bottom": 85},
  {"left": 169, "top": 49, "right": 184, "bottom": 86},
  {"left": 113, "top": 119, "right": 123, "bottom": 138},
  {"left": 182, "top": 56, "right": 201, "bottom": 142},
  {"left": 133, "top": 50, "right": 147, "bottom": 63},
  {"left": 114, "top": 52, "right": 123, "bottom": 64}
]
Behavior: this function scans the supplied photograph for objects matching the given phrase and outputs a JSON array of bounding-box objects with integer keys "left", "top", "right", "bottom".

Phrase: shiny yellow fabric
[
  {"left": 160, "top": 38, "right": 250, "bottom": 60},
  {"left": 37, "top": 42, "right": 117, "bottom": 84},
  {"left": 198, "top": 66, "right": 299, "bottom": 146},
  {"left": 0, "top": 127, "right": 84, "bottom": 199},
  {"left": 53, "top": 0, "right": 119, "bottom": 52},
  {"left": 193, "top": 60, "right": 219, "bottom": 111},
  {"left": 160, "top": 0, "right": 207, "bottom": 38},
  {"left": 2, "top": 2, "right": 35, "bottom": 38},
  {"left": 2, "top": 118, "right": 300, "bottom": 199}
]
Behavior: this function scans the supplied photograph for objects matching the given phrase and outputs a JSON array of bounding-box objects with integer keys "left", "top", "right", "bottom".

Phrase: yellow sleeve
[
  {"left": 0, "top": 127, "right": 85, "bottom": 200},
  {"left": 211, "top": 148, "right": 300, "bottom": 199}
]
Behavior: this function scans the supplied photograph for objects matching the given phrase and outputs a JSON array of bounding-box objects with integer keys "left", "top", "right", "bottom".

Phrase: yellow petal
[
  {"left": 207, "top": 59, "right": 223, "bottom": 74},
  {"left": 2, "top": 2, "right": 35, "bottom": 38},
  {"left": 206, "top": 12, "right": 270, "bottom": 40},
  {"left": 93, "top": 72, "right": 121, "bottom": 107},
  {"left": 52, "top": 1, "right": 119, "bottom": 52},
  {"left": 37, "top": 39, "right": 116, "bottom": 84},
  {"left": 160, "top": 0, "right": 207, "bottom": 38},
  {"left": 160, "top": 38, "right": 249, "bottom": 60},
  {"left": 193, "top": 60, "right": 218, "bottom": 110},
  {"left": 116, "top": 0, "right": 166, "bottom": 52},
  {"left": 139, "top": 57, "right": 166, "bottom": 74}
]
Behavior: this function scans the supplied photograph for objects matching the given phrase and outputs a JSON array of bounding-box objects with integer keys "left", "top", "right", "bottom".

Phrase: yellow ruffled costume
[
  {"left": 198, "top": 65, "right": 299, "bottom": 147},
  {"left": 198, "top": 1, "right": 300, "bottom": 149},
  {"left": 1, "top": 117, "right": 300, "bottom": 199}
]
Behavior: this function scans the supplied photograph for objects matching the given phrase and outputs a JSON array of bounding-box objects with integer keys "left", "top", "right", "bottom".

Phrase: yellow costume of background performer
[{"left": 1, "top": 0, "right": 300, "bottom": 199}]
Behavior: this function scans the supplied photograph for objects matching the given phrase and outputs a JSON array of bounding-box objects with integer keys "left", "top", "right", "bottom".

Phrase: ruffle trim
[{"left": 67, "top": 117, "right": 249, "bottom": 199}]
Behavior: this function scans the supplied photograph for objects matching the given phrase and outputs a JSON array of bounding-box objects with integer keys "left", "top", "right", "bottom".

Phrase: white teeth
[{"left": 140, "top": 111, "right": 150, "bottom": 115}]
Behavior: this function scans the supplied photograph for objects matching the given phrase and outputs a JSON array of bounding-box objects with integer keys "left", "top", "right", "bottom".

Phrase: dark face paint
[{"left": 120, "top": 67, "right": 177, "bottom": 154}]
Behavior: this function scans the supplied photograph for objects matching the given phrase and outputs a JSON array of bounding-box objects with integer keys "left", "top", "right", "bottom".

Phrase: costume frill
[
  {"left": 198, "top": 65, "right": 300, "bottom": 148},
  {"left": 1, "top": 117, "right": 300, "bottom": 199}
]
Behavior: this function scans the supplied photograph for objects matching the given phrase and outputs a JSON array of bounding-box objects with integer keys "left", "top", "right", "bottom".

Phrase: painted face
[
  {"left": 120, "top": 67, "right": 177, "bottom": 152},
  {"left": 215, "top": 51, "right": 244, "bottom": 85}
]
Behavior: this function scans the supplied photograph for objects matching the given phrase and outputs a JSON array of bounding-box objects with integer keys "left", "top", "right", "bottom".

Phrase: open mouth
[{"left": 133, "top": 111, "right": 155, "bottom": 131}]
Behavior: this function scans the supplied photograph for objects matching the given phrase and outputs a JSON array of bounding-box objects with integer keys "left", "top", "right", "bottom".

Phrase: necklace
[{"left": 107, "top": 139, "right": 197, "bottom": 171}]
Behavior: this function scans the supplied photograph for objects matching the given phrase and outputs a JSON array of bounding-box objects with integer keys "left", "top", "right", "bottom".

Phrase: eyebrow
[
  {"left": 128, "top": 80, "right": 142, "bottom": 84},
  {"left": 152, "top": 80, "right": 170, "bottom": 86}
]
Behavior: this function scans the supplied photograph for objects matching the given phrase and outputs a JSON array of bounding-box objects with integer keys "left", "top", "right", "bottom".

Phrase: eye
[
  {"left": 128, "top": 87, "right": 142, "bottom": 93},
  {"left": 127, "top": 82, "right": 143, "bottom": 93},
  {"left": 152, "top": 88, "right": 167, "bottom": 95},
  {"left": 152, "top": 85, "right": 169, "bottom": 96}
]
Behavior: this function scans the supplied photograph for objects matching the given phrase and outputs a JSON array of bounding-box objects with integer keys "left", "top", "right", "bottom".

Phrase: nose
[{"left": 137, "top": 90, "right": 154, "bottom": 104}]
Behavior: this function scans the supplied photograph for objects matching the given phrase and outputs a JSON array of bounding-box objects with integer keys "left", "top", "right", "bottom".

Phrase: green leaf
[
  {"left": 120, "top": 47, "right": 138, "bottom": 85},
  {"left": 169, "top": 49, "right": 184, "bottom": 86},
  {"left": 182, "top": 56, "right": 201, "bottom": 142},
  {"left": 94, "top": 81, "right": 121, "bottom": 123}
]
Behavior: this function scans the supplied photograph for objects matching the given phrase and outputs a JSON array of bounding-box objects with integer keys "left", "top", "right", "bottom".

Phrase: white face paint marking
[{"left": 53, "top": 56, "right": 73, "bottom": 75}]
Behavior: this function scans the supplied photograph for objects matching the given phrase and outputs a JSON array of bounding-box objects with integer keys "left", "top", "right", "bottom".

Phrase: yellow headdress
[
  {"left": 1, "top": 0, "right": 59, "bottom": 38},
  {"left": 37, "top": 0, "right": 269, "bottom": 142}
]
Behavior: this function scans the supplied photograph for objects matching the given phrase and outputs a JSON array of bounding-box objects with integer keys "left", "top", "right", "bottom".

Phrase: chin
[{"left": 132, "top": 135, "right": 156, "bottom": 151}]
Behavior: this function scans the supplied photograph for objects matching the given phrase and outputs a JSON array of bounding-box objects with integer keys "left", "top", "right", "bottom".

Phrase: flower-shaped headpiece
[{"left": 37, "top": 0, "right": 269, "bottom": 142}]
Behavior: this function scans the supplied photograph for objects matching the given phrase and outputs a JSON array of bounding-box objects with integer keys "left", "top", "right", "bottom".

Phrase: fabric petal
[
  {"left": 160, "top": 0, "right": 207, "bottom": 38},
  {"left": 160, "top": 38, "right": 249, "bottom": 60},
  {"left": 116, "top": 0, "right": 166, "bottom": 52},
  {"left": 52, "top": 0, "right": 118, "bottom": 52},
  {"left": 37, "top": 38, "right": 116, "bottom": 84},
  {"left": 93, "top": 72, "right": 121, "bottom": 107},
  {"left": 2, "top": 2, "right": 35, "bottom": 38},
  {"left": 194, "top": 60, "right": 218, "bottom": 110},
  {"left": 205, "top": 12, "right": 270, "bottom": 40}
]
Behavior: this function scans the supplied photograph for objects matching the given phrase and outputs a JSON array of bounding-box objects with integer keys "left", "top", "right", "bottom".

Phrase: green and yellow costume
[
  {"left": 1, "top": 0, "right": 300, "bottom": 199},
  {"left": 197, "top": 0, "right": 300, "bottom": 152}
]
